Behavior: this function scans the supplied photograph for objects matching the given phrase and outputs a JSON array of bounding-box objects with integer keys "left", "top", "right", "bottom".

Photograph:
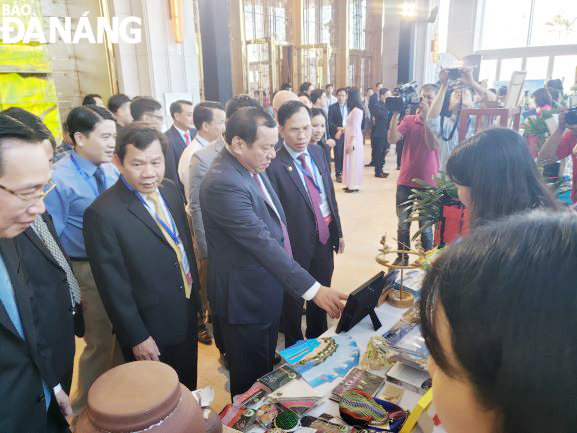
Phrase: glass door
[{"left": 291, "top": 43, "right": 330, "bottom": 89}]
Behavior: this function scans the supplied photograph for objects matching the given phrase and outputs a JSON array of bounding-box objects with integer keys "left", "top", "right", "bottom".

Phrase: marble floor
[{"left": 71, "top": 142, "right": 404, "bottom": 413}]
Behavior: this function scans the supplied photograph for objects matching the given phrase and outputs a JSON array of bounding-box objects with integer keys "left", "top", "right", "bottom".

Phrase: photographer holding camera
[
  {"left": 388, "top": 84, "right": 441, "bottom": 264},
  {"left": 427, "top": 68, "right": 495, "bottom": 172},
  {"left": 538, "top": 108, "right": 577, "bottom": 203}
]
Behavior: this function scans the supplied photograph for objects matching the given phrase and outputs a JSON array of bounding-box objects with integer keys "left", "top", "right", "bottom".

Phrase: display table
[{"left": 229, "top": 301, "right": 447, "bottom": 432}]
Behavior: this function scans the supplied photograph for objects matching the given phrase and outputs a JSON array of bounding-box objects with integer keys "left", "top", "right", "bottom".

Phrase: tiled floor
[{"left": 71, "top": 142, "right": 402, "bottom": 413}]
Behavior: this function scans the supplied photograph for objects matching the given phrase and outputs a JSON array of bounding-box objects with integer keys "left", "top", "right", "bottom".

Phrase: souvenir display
[
  {"left": 279, "top": 336, "right": 360, "bottom": 388},
  {"left": 330, "top": 367, "right": 386, "bottom": 402},
  {"left": 273, "top": 409, "right": 301, "bottom": 432},
  {"left": 258, "top": 364, "right": 301, "bottom": 391},
  {"left": 360, "top": 336, "right": 396, "bottom": 371},
  {"left": 386, "top": 362, "right": 432, "bottom": 395},
  {"left": 219, "top": 404, "right": 259, "bottom": 432},
  {"left": 378, "top": 384, "right": 405, "bottom": 405},
  {"left": 338, "top": 390, "right": 409, "bottom": 432},
  {"left": 233, "top": 382, "right": 272, "bottom": 408}
]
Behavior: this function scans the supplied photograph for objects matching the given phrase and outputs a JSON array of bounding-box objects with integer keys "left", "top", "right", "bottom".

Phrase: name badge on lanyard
[{"left": 294, "top": 155, "right": 332, "bottom": 219}]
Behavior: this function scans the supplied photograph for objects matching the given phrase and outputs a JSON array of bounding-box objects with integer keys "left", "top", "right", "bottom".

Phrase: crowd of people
[{"left": 0, "top": 69, "right": 576, "bottom": 433}]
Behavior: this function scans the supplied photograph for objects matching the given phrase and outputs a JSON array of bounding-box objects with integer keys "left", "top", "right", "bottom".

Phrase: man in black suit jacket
[
  {"left": 267, "top": 101, "right": 345, "bottom": 347},
  {"left": 327, "top": 88, "right": 348, "bottom": 182},
  {"left": 15, "top": 212, "right": 77, "bottom": 393},
  {"left": 164, "top": 100, "right": 197, "bottom": 188},
  {"left": 200, "top": 107, "right": 347, "bottom": 397},
  {"left": 84, "top": 125, "right": 201, "bottom": 391},
  {"left": 371, "top": 88, "right": 393, "bottom": 178},
  {"left": 0, "top": 114, "right": 70, "bottom": 431}
]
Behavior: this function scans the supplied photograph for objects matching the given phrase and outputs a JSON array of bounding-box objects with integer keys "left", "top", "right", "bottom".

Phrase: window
[
  {"left": 524, "top": 57, "right": 549, "bottom": 80},
  {"left": 479, "top": 59, "right": 498, "bottom": 88},
  {"left": 499, "top": 58, "right": 523, "bottom": 81},
  {"left": 479, "top": 0, "right": 577, "bottom": 49},
  {"left": 349, "top": 0, "right": 366, "bottom": 51},
  {"left": 552, "top": 55, "right": 577, "bottom": 86}
]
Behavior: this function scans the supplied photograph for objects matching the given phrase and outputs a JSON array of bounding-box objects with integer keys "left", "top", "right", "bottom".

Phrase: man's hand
[
  {"left": 55, "top": 389, "right": 72, "bottom": 417},
  {"left": 439, "top": 69, "right": 449, "bottom": 85},
  {"left": 337, "top": 237, "right": 345, "bottom": 254},
  {"left": 458, "top": 68, "right": 475, "bottom": 87},
  {"left": 313, "top": 286, "right": 348, "bottom": 319},
  {"left": 133, "top": 336, "right": 161, "bottom": 361},
  {"left": 326, "top": 138, "right": 336, "bottom": 148},
  {"left": 417, "top": 100, "right": 429, "bottom": 119}
]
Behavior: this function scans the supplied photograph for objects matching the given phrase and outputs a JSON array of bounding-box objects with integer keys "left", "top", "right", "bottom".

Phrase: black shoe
[
  {"left": 375, "top": 173, "right": 389, "bottom": 178},
  {"left": 396, "top": 166, "right": 401, "bottom": 170},
  {"left": 344, "top": 188, "right": 359, "bottom": 193},
  {"left": 198, "top": 325, "right": 213, "bottom": 345},
  {"left": 336, "top": 175, "right": 342, "bottom": 183},
  {"left": 365, "top": 163, "right": 374, "bottom": 167}
]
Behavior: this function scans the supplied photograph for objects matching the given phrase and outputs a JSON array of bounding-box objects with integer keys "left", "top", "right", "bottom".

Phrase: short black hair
[
  {"left": 280, "top": 83, "right": 292, "bottom": 91},
  {"left": 531, "top": 88, "right": 552, "bottom": 108},
  {"left": 108, "top": 94, "right": 131, "bottom": 114},
  {"left": 420, "top": 210, "right": 577, "bottom": 433},
  {"left": 325, "top": 83, "right": 334, "bottom": 90},
  {"left": 0, "top": 113, "right": 42, "bottom": 176},
  {"left": 115, "top": 121, "right": 167, "bottom": 163},
  {"left": 130, "top": 97, "right": 162, "bottom": 121},
  {"left": 310, "top": 89, "right": 325, "bottom": 105},
  {"left": 225, "top": 95, "right": 264, "bottom": 120},
  {"left": 66, "top": 105, "right": 116, "bottom": 146},
  {"left": 277, "top": 100, "right": 311, "bottom": 127},
  {"left": 2, "top": 107, "right": 56, "bottom": 150},
  {"left": 82, "top": 94, "right": 102, "bottom": 106},
  {"left": 336, "top": 87, "right": 347, "bottom": 95},
  {"left": 446, "top": 127, "right": 561, "bottom": 226},
  {"left": 378, "top": 88, "right": 390, "bottom": 96},
  {"left": 225, "top": 106, "right": 276, "bottom": 147},
  {"left": 193, "top": 101, "right": 225, "bottom": 130},
  {"left": 299, "top": 82, "right": 313, "bottom": 94},
  {"left": 169, "top": 100, "right": 193, "bottom": 119}
]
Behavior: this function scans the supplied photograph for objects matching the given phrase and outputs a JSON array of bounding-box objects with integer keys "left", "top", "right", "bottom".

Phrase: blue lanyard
[
  {"left": 120, "top": 176, "right": 181, "bottom": 245},
  {"left": 70, "top": 152, "right": 103, "bottom": 197},
  {"left": 293, "top": 153, "right": 322, "bottom": 194}
]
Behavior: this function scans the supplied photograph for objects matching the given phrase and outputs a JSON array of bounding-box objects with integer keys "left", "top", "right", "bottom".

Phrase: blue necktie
[
  {"left": 94, "top": 166, "right": 106, "bottom": 194},
  {"left": 0, "top": 255, "right": 52, "bottom": 409}
]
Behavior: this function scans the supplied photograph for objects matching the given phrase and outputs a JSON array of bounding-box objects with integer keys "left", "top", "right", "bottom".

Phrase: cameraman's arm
[
  {"left": 460, "top": 69, "right": 496, "bottom": 101},
  {"left": 428, "top": 70, "right": 449, "bottom": 120},
  {"left": 388, "top": 112, "right": 403, "bottom": 144}
]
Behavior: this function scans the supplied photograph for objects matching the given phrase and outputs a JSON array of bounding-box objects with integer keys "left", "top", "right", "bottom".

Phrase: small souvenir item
[
  {"left": 339, "top": 389, "right": 389, "bottom": 426},
  {"left": 273, "top": 409, "right": 301, "bottom": 432},
  {"left": 258, "top": 364, "right": 300, "bottom": 391},
  {"left": 331, "top": 367, "right": 386, "bottom": 402}
]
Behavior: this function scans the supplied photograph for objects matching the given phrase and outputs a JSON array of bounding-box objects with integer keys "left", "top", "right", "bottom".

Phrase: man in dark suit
[
  {"left": 267, "top": 101, "right": 345, "bottom": 348},
  {"left": 200, "top": 107, "right": 347, "bottom": 397},
  {"left": 164, "top": 100, "right": 197, "bottom": 188},
  {"left": 0, "top": 114, "right": 70, "bottom": 432},
  {"left": 371, "top": 88, "right": 392, "bottom": 178},
  {"left": 327, "top": 88, "right": 348, "bottom": 182},
  {"left": 368, "top": 82, "right": 383, "bottom": 167},
  {"left": 84, "top": 124, "right": 201, "bottom": 391}
]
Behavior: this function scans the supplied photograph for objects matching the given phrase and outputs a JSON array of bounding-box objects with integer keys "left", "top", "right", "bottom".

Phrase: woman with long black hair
[{"left": 342, "top": 87, "right": 365, "bottom": 192}]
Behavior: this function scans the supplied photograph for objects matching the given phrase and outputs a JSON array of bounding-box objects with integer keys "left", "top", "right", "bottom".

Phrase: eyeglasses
[
  {"left": 0, "top": 180, "right": 56, "bottom": 203},
  {"left": 145, "top": 113, "right": 164, "bottom": 122}
]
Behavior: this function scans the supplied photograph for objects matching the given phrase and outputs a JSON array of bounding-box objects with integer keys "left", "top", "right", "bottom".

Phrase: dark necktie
[
  {"left": 94, "top": 166, "right": 106, "bottom": 194},
  {"left": 298, "top": 154, "right": 330, "bottom": 245},
  {"left": 252, "top": 174, "right": 293, "bottom": 257},
  {"left": 32, "top": 216, "right": 81, "bottom": 306}
]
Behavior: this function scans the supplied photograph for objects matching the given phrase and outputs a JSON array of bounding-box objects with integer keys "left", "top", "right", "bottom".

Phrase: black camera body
[
  {"left": 566, "top": 108, "right": 577, "bottom": 126},
  {"left": 385, "top": 96, "right": 405, "bottom": 113},
  {"left": 447, "top": 68, "right": 463, "bottom": 81}
]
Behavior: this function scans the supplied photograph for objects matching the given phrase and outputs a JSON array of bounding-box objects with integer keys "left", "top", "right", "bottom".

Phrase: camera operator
[
  {"left": 388, "top": 84, "right": 441, "bottom": 265},
  {"left": 538, "top": 109, "right": 577, "bottom": 203},
  {"left": 371, "top": 88, "right": 392, "bottom": 178},
  {"left": 427, "top": 68, "right": 496, "bottom": 172}
]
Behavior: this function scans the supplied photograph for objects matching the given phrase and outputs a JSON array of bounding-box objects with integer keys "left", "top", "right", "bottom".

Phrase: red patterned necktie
[{"left": 298, "top": 154, "right": 330, "bottom": 244}]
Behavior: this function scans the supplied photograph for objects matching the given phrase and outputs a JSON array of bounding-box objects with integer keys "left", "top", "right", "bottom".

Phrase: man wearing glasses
[{"left": 0, "top": 113, "right": 71, "bottom": 432}]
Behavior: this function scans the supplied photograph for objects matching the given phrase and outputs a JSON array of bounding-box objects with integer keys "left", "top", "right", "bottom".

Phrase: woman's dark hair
[
  {"left": 116, "top": 121, "right": 167, "bottom": 163},
  {"left": 225, "top": 106, "right": 276, "bottom": 147},
  {"left": 446, "top": 127, "right": 562, "bottom": 226},
  {"left": 310, "top": 108, "right": 328, "bottom": 144},
  {"left": 299, "top": 82, "right": 313, "bottom": 94},
  {"left": 277, "top": 100, "right": 310, "bottom": 127},
  {"left": 531, "top": 88, "right": 553, "bottom": 108},
  {"left": 310, "top": 89, "right": 325, "bottom": 105},
  {"left": 546, "top": 78, "right": 563, "bottom": 93},
  {"left": 66, "top": 105, "right": 116, "bottom": 146},
  {"left": 420, "top": 210, "right": 577, "bottom": 433},
  {"left": 346, "top": 87, "right": 363, "bottom": 111},
  {"left": 2, "top": 107, "right": 56, "bottom": 150}
]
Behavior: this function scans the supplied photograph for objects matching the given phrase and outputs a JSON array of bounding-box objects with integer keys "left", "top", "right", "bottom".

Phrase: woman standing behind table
[
  {"left": 343, "top": 88, "right": 364, "bottom": 192},
  {"left": 446, "top": 127, "right": 563, "bottom": 229},
  {"left": 310, "top": 108, "right": 335, "bottom": 173}
]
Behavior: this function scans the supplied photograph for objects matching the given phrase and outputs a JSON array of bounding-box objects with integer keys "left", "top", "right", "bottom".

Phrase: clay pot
[{"left": 76, "top": 361, "right": 214, "bottom": 433}]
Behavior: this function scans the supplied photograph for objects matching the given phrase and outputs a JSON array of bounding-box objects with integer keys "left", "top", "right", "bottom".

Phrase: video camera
[
  {"left": 566, "top": 107, "right": 577, "bottom": 125},
  {"left": 385, "top": 81, "right": 420, "bottom": 114}
]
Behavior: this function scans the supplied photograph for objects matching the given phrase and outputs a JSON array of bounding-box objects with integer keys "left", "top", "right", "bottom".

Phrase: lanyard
[
  {"left": 292, "top": 153, "right": 322, "bottom": 194},
  {"left": 120, "top": 176, "right": 181, "bottom": 246},
  {"left": 70, "top": 152, "right": 103, "bottom": 197}
]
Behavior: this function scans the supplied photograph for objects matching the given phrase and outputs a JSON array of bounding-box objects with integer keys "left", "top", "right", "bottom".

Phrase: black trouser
[
  {"left": 122, "top": 301, "right": 198, "bottom": 391},
  {"left": 281, "top": 240, "right": 333, "bottom": 348},
  {"left": 217, "top": 319, "right": 279, "bottom": 398},
  {"left": 334, "top": 136, "right": 345, "bottom": 177},
  {"left": 396, "top": 139, "right": 404, "bottom": 169},
  {"left": 372, "top": 135, "right": 387, "bottom": 176},
  {"left": 396, "top": 185, "right": 433, "bottom": 253}
]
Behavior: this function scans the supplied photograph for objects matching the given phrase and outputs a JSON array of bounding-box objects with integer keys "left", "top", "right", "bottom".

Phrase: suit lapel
[
  {"left": 260, "top": 172, "right": 287, "bottom": 224},
  {"left": 279, "top": 148, "right": 313, "bottom": 213},
  {"left": 22, "top": 226, "right": 59, "bottom": 268}
]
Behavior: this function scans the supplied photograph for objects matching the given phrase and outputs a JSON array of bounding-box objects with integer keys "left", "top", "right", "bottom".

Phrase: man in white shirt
[{"left": 178, "top": 102, "right": 225, "bottom": 202}]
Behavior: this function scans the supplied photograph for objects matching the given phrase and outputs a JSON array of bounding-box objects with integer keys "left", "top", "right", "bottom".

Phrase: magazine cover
[{"left": 330, "top": 367, "right": 386, "bottom": 402}]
